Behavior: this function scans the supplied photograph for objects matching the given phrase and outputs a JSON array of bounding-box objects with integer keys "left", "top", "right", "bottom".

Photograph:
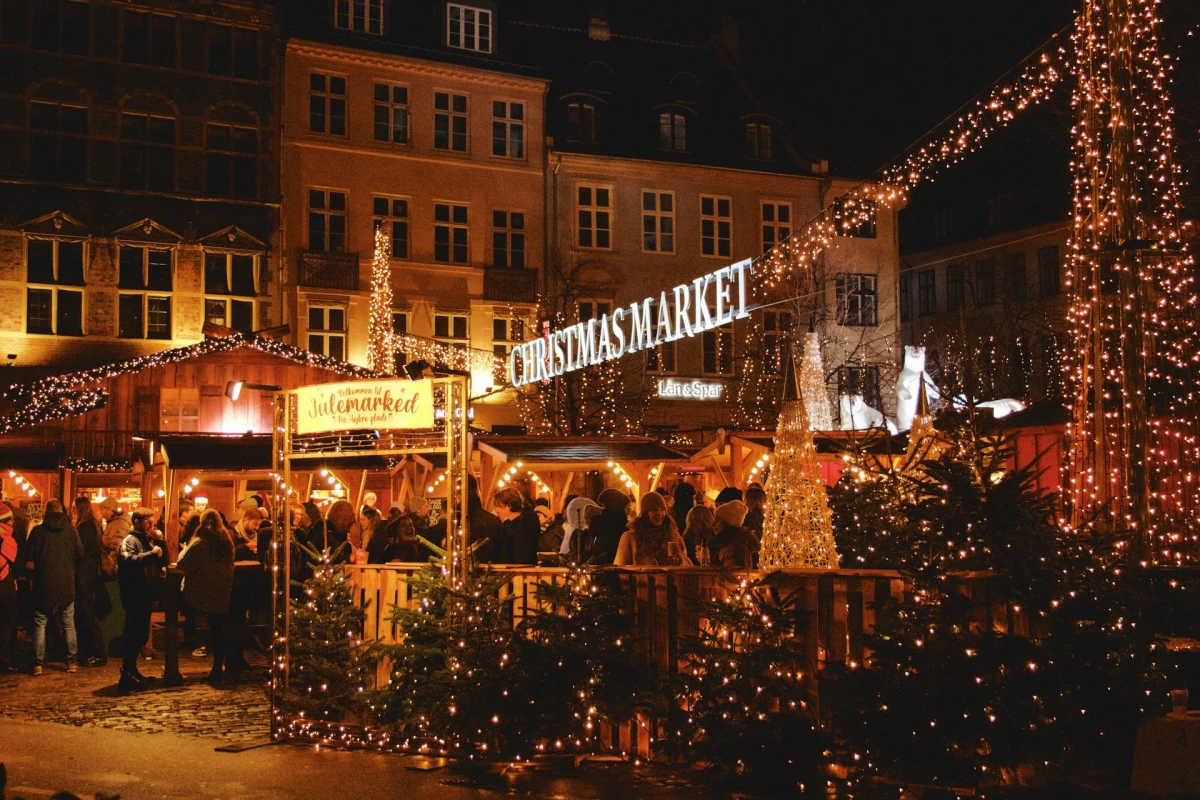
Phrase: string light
[{"left": 366, "top": 227, "right": 396, "bottom": 377}]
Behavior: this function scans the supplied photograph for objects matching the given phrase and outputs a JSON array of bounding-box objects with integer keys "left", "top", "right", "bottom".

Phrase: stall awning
[
  {"left": 0, "top": 447, "right": 61, "bottom": 471},
  {"left": 476, "top": 435, "right": 689, "bottom": 469},
  {"left": 157, "top": 434, "right": 273, "bottom": 471}
]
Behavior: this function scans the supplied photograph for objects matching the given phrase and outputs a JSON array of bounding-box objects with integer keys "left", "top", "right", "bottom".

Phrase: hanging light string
[{"left": 366, "top": 227, "right": 397, "bottom": 377}]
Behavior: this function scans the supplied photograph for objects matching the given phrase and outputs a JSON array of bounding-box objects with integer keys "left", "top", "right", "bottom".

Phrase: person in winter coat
[
  {"left": 743, "top": 486, "right": 766, "bottom": 541},
  {"left": 360, "top": 506, "right": 387, "bottom": 564},
  {"left": 683, "top": 505, "right": 717, "bottom": 565},
  {"left": 0, "top": 502, "right": 20, "bottom": 673},
  {"left": 97, "top": 497, "right": 129, "bottom": 579},
  {"left": 177, "top": 510, "right": 235, "bottom": 685},
  {"left": 325, "top": 500, "right": 356, "bottom": 561},
  {"left": 71, "top": 496, "right": 107, "bottom": 666},
  {"left": 26, "top": 499, "right": 83, "bottom": 674},
  {"left": 466, "top": 476, "right": 503, "bottom": 563},
  {"left": 671, "top": 483, "right": 697, "bottom": 535},
  {"left": 535, "top": 505, "right": 564, "bottom": 555},
  {"left": 614, "top": 492, "right": 691, "bottom": 567},
  {"left": 587, "top": 489, "right": 632, "bottom": 565},
  {"left": 118, "top": 507, "right": 164, "bottom": 690},
  {"left": 710, "top": 500, "right": 759, "bottom": 570},
  {"left": 382, "top": 516, "right": 421, "bottom": 562},
  {"left": 559, "top": 497, "right": 601, "bottom": 562},
  {"left": 492, "top": 487, "right": 539, "bottom": 565}
]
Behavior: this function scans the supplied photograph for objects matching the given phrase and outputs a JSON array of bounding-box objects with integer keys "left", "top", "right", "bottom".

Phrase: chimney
[
  {"left": 588, "top": 5, "right": 611, "bottom": 41},
  {"left": 719, "top": 15, "right": 739, "bottom": 61}
]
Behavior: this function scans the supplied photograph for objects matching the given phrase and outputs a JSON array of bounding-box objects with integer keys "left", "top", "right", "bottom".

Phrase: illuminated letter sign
[
  {"left": 294, "top": 379, "right": 434, "bottom": 435},
  {"left": 656, "top": 378, "right": 725, "bottom": 400},
  {"left": 510, "top": 258, "right": 754, "bottom": 387}
]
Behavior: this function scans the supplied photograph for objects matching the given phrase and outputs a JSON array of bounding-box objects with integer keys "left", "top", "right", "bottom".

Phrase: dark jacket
[
  {"left": 499, "top": 507, "right": 539, "bottom": 565},
  {"left": 586, "top": 509, "right": 628, "bottom": 565},
  {"left": 75, "top": 517, "right": 102, "bottom": 590},
  {"left": 711, "top": 525, "right": 760, "bottom": 570},
  {"left": 467, "top": 503, "right": 504, "bottom": 563},
  {"left": 27, "top": 512, "right": 83, "bottom": 607},
  {"left": 118, "top": 531, "right": 163, "bottom": 606},
  {"left": 383, "top": 539, "right": 421, "bottom": 562},
  {"left": 365, "top": 524, "right": 391, "bottom": 564},
  {"left": 178, "top": 537, "right": 235, "bottom": 614}
]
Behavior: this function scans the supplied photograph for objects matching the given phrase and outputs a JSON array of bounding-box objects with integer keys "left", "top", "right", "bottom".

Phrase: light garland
[
  {"left": 366, "top": 227, "right": 396, "bottom": 377},
  {"left": 6, "top": 470, "right": 38, "bottom": 499},
  {"left": 393, "top": 333, "right": 506, "bottom": 385}
]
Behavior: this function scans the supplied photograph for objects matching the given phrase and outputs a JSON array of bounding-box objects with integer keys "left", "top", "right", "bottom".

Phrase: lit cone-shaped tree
[
  {"left": 903, "top": 375, "right": 941, "bottom": 469},
  {"left": 365, "top": 226, "right": 395, "bottom": 376},
  {"left": 760, "top": 362, "right": 839, "bottom": 569},
  {"left": 798, "top": 320, "right": 833, "bottom": 432}
]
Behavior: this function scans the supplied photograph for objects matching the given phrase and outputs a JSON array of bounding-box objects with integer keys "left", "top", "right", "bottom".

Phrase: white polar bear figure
[
  {"left": 951, "top": 395, "right": 1026, "bottom": 419},
  {"left": 839, "top": 394, "right": 898, "bottom": 434},
  {"left": 896, "top": 345, "right": 942, "bottom": 432}
]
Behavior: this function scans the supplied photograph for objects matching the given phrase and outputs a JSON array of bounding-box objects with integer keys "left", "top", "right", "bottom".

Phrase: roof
[
  {"left": 0, "top": 447, "right": 62, "bottom": 472},
  {"left": 476, "top": 435, "right": 689, "bottom": 467},
  {"left": 157, "top": 435, "right": 274, "bottom": 471}
]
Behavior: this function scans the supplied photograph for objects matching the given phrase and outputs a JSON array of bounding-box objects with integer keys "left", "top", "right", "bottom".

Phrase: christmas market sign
[
  {"left": 294, "top": 379, "right": 433, "bottom": 435},
  {"left": 657, "top": 378, "right": 724, "bottom": 400},
  {"left": 509, "top": 258, "right": 754, "bottom": 387}
]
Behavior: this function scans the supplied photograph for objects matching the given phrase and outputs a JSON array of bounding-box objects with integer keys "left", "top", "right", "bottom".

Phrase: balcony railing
[
  {"left": 483, "top": 266, "right": 538, "bottom": 304},
  {"left": 296, "top": 249, "right": 360, "bottom": 291}
]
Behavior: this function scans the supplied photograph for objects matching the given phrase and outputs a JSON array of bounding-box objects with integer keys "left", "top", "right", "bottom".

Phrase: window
[
  {"left": 975, "top": 258, "right": 996, "bottom": 306},
  {"left": 31, "top": 0, "right": 89, "bottom": 55},
  {"left": 492, "top": 101, "right": 524, "bottom": 158},
  {"left": 917, "top": 269, "right": 936, "bottom": 316},
  {"left": 434, "top": 313, "right": 469, "bottom": 352},
  {"left": 492, "top": 315, "right": 524, "bottom": 358},
  {"left": 702, "top": 327, "right": 734, "bottom": 376},
  {"left": 933, "top": 207, "right": 956, "bottom": 238},
  {"left": 762, "top": 309, "right": 793, "bottom": 375},
  {"left": 117, "top": 246, "right": 173, "bottom": 340},
  {"left": 205, "top": 123, "right": 257, "bottom": 199},
  {"left": 373, "top": 197, "right": 409, "bottom": 259},
  {"left": 578, "top": 300, "right": 611, "bottom": 321},
  {"left": 308, "top": 190, "right": 347, "bottom": 252},
  {"left": 159, "top": 388, "right": 199, "bottom": 432},
  {"left": 835, "top": 274, "right": 879, "bottom": 327},
  {"left": 122, "top": 11, "right": 175, "bottom": 67},
  {"left": 988, "top": 193, "right": 1013, "bottom": 228},
  {"left": 309, "top": 73, "right": 346, "bottom": 136},
  {"left": 659, "top": 112, "right": 686, "bottom": 151},
  {"left": 900, "top": 274, "right": 911, "bottom": 322},
  {"left": 576, "top": 185, "right": 611, "bottom": 249},
  {"left": 833, "top": 198, "right": 877, "bottom": 238},
  {"left": 1006, "top": 252, "right": 1027, "bottom": 302},
  {"left": 761, "top": 201, "right": 791, "bottom": 253},
  {"left": 373, "top": 84, "right": 409, "bottom": 144},
  {"left": 946, "top": 263, "right": 966, "bottom": 312},
  {"left": 434, "top": 92, "right": 467, "bottom": 151},
  {"left": 446, "top": 4, "right": 491, "bottom": 53},
  {"left": 646, "top": 339, "right": 677, "bottom": 374},
  {"left": 566, "top": 102, "right": 596, "bottom": 142},
  {"left": 434, "top": 203, "right": 468, "bottom": 264},
  {"left": 25, "top": 238, "right": 84, "bottom": 336},
  {"left": 700, "top": 195, "right": 731, "bottom": 258},
  {"left": 1038, "top": 245, "right": 1060, "bottom": 297},
  {"left": 335, "top": 0, "right": 383, "bottom": 34},
  {"left": 492, "top": 211, "right": 524, "bottom": 268},
  {"left": 203, "top": 252, "right": 257, "bottom": 334},
  {"left": 119, "top": 112, "right": 175, "bottom": 191},
  {"left": 641, "top": 190, "right": 674, "bottom": 253},
  {"left": 837, "top": 365, "right": 883, "bottom": 416},
  {"left": 207, "top": 25, "right": 258, "bottom": 79},
  {"left": 744, "top": 122, "right": 771, "bottom": 159},
  {"left": 307, "top": 305, "right": 345, "bottom": 360},
  {"left": 30, "top": 101, "right": 87, "bottom": 182}
]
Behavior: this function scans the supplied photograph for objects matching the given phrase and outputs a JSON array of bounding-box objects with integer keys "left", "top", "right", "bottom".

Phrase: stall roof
[
  {"left": 691, "top": 429, "right": 905, "bottom": 464},
  {"left": 476, "top": 435, "right": 689, "bottom": 467},
  {"left": 0, "top": 447, "right": 62, "bottom": 471},
  {"left": 157, "top": 434, "right": 273, "bottom": 470}
]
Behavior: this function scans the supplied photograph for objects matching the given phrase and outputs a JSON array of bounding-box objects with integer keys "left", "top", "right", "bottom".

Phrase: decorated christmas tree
[
  {"left": 365, "top": 226, "right": 395, "bottom": 376},
  {"left": 759, "top": 386, "right": 839, "bottom": 569}
]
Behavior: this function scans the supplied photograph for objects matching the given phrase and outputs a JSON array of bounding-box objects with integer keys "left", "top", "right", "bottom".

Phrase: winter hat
[
  {"left": 714, "top": 499, "right": 748, "bottom": 528},
  {"left": 238, "top": 497, "right": 260, "bottom": 512},
  {"left": 714, "top": 487, "right": 743, "bottom": 506},
  {"left": 597, "top": 489, "right": 631, "bottom": 513},
  {"left": 564, "top": 497, "right": 600, "bottom": 534},
  {"left": 98, "top": 496, "right": 120, "bottom": 513},
  {"left": 640, "top": 492, "right": 667, "bottom": 515},
  {"left": 535, "top": 505, "right": 553, "bottom": 526},
  {"left": 0, "top": 501, "right": 12, "bottom": 521}
]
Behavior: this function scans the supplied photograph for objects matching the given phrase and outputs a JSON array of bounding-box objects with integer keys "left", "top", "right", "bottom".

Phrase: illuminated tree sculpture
[
  {"left": 366, "top": 226, "right": 396, "bottom": 377},
  {"left": 760, "top": 382, "right": 839, "bottom": 569},
  {"left": 799, "top": 323, "right": 833, "bottom": 432}
]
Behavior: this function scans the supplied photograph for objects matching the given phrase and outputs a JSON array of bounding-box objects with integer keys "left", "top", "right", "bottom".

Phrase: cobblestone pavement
[{"left": 0, "top": 650, "right": 271, "bottom": 745}]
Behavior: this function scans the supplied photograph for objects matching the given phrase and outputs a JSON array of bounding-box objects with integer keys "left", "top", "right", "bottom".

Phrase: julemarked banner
[{"left": 295, "top": 379, "right": 434, "bottom": 435}]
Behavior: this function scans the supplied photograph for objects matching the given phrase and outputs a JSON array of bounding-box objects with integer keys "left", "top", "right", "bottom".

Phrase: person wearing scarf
[{"left": 614, "top": 492, "right": 691, "bottom": 567}]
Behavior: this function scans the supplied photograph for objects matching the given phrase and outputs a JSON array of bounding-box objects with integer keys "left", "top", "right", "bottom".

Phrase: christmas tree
[
  {"left": 759, "top": 391, "right": 839, "bottom": 569},
  {"left": 283, "top": 543, "right": 378, "bottom": 727},
  {"left": 798, "top": 325, "right": 833, "bottom": 432},
  {"left": 365, "top": 226, "right": 395, "bottom": 376}
]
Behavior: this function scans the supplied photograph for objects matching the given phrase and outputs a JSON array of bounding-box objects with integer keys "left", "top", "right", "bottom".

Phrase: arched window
[
  {"left": 584, "top": 62, "right": 614, "bottom": 94},
  {"left": 566, "top": 101, "right": 596, "bottom": 143},
  {"left": 659, "top": 112, "right": 687, "bottom": 152},
  {"left": 206, "top": 105, "right": 259, "bottom": 199},
  {"left": 670, "top": 72, "right": 699, "bottom": 104},
  {"left": 120, "top": 95, "right": 175, "bottom": 191},
  {"left": 29, "top": 83, "right": 88, "bottom": 183}
]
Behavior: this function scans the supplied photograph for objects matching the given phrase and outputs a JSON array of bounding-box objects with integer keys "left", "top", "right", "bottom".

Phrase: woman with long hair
[
  {"left": 614, "top": 492, "right": 691, "bottom": 566},
  {"left": 177, "top": 509, "right": 235, "bottom": 684},
  {"left": 682, "top": 505, "right": 716, "bottom": 566},
  {"left": 359, "top": 506, "right": 384, "bottom": 563},
  {"left": 71, "top": 496, "right": 107, "bottom": 666}
]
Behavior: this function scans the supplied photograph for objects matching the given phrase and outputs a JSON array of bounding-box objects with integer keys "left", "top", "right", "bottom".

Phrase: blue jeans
[{"left": 34, "top": 602, "right": 78, "bottom": 666}]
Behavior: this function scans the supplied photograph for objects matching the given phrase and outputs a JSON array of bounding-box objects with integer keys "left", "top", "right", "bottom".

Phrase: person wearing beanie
[
  {"left": 671, "top": 482, "right": 697, "bottom": 534},
  {"left": 96, "top": 497, "right": 129, "bottom": 579},
  {"left": 26, "top": 499, "right": 84, "bottom": 674},
  {"left": 714, "top": 487, "right": 743, "bottom": 507},
  {"left": 710, "top": 499, "right": 758, "bottom": 570},
  {"left": 587, "top": 489, "right": 632, "bottom": 564},
  {"left": 614, "top": 492, "right": 691, "bottom": 567}
]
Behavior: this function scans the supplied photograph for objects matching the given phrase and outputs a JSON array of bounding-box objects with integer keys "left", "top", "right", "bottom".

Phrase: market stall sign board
[{"left": 295, "top": 379, "right": 433, "bottom": 435}]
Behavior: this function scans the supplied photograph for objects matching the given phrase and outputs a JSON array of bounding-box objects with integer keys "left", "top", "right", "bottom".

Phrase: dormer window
[
  {"left": 659, "top": 112, "right": 686, "bottom": 152},
  {"left": 745, "top": 122, "right": 772, "bottom": 160},
  {"left": 567, "top": 101, "right": 596, "bottom": 143},
  {"left": 447, "top": 4, "right": 491, "bottom": 53},
  {"left": 335, "top": 0, "right": 383, "bottom": 35}
]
